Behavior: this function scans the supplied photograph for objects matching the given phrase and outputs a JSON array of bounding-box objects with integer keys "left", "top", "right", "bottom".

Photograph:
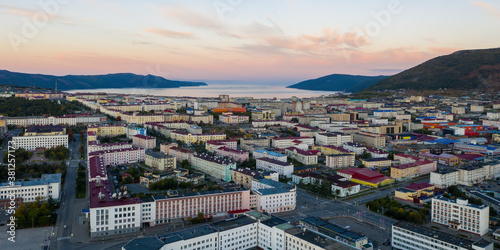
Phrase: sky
[{"left": 0, "top": 0, "right": 499, "bottom": 85}]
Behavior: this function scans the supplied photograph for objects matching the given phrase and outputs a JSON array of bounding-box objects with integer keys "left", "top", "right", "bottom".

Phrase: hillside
[
  {"left": 367, "top": 48, "right": 500, "bottom": 91},
  {"left": 0, "top": 70, "right": 207, "bottom": 90},
  {"left": 286, "top": 74, "right": 389, "bottom": 92}
]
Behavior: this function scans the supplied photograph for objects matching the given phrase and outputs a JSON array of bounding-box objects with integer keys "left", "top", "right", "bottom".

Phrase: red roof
[
  {"left": 404, "top": 182, "right": 434, "bottom": 191},
  {"left": 337, "top": 168, "right": 394, "bottom": 184}
]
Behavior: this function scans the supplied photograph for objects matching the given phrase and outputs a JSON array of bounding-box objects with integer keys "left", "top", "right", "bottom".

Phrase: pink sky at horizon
[{"left": 1, "top": 0, "right": 499, "bottom": 84}]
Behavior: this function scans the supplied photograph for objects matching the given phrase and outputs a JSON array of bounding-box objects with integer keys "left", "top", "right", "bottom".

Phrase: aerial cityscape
[{"left": 1, "top": 1, "right": 500, "bottom": 250}]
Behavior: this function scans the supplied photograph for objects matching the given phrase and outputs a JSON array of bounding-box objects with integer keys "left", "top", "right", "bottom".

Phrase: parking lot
[{"left": 328, "top": 216, "right": 392, "bottom": 249}]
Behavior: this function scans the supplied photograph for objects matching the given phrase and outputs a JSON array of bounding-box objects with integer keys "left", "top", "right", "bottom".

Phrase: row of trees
[
  {"left": 367, "top": 196, "right": 429, "bottom": 224},
  {"left": 44, "top": 145, "right": 70, "bottom": 161},
  {"left": 0, "top": 98, "right": 83, "bottom": 117},
  {"left": 100, "top": 134, "right": 129, "bottom": 143},
  {"left": 13, "top": 198, "right": 58, "bottom": 229},
  {"left": 76, "top": 163, "right": 86, "bottom": 198},
  {"left": 0, "top": 161, "right": 66, "bottom": 182}
]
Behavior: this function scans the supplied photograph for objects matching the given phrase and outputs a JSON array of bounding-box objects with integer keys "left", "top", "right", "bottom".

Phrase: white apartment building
[
  {"left": 487, "top": 112, "right": 500, "bottom": 120},
  {"left": 7, "top": 114, "right": 106, "bottom": 127},
  {"left": 89, "top": 202, "right": 142, "bottom": 238},
  {"left": 191, "top": 153, "right": 237, "bottom": 182},
  {"left": 12, "top": 134, "right": 68, "bottom": 151},
  {"left": 430, "top": 170, "right": 460, "bottom": 188},
  {"left": 253, "top": 150, "right": 287, "bottom": 162},
  {"left": 326, "top": 154, "right": 355, "bottom": 168},
  {"left": 87, "top": 141, "right": 132, "bottom": 154},
  {"left": 271, "top": 137, "right": 314, "bottom": 149},
  {"left": 140, "top": 200, "right": 156, "bottom": 226},
  {"left": 392, "top": 221, "right": 492, "bottom": 250},
  {"left": 0, "top": 173, "right": 61, "bottom": 204},
  {"left": 431, "top": 196, "right": 489, "bottom": 235},
  {"left": 251, "top": 179, "right": 296, "bottom": 214},
  {"left": 256, "top": 157, "right": 294, "bottom": 178},
  {"left": 284, "top": 147, "right": 318, "bottom": 165},
  {"left": 314, "top": 132, "right": 352, "bottom": 146},
  {"left": 342, "top": 142, "right": 366, "bottom": 155},
  {"left": 430, "top": 161, "right": 500, "bottom": 188}
]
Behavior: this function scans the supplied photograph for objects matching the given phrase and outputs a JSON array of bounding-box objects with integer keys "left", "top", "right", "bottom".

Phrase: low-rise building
[
  {"left": 0, "top": 173, "right": 61, "bottom": 206},
  {"left": 219, "top": 113, "right": 249, "bottom": 124},
  {"left": 205, "top": 139, "right": 238, "bottom": 151},
  {"left": 271, "top": 137, "right": 314, "bottom": 149},
  {"left": 395, "top": 182, "right": 434, "bottom": 204},
  {"left": 231, "top": 168, "right": 278, "bottom": 189},
  {"left": 331, "top": 180, "right": 361, "bottom": 197},
  {"left": 337, "top": 168, "right": 395, "bottom": 187},
  {"left": 300, "top": 217, "right": 369, "bottom": 248}
]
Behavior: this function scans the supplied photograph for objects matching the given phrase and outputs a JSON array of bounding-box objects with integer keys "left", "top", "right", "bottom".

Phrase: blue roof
[
  {"left": 254, "top": 149, "right": 286, "bottom": 157},
  {"left": 432, "top": 138, "right": 458, "bottom": 145}
]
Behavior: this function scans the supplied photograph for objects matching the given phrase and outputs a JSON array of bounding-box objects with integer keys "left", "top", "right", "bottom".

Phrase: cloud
[
  {"left": 144, "top": 27, "right": 195, "bottom": 39},
  {"left": 472, "top": 1, "right": 500, "bottom": 18},
  {"left": 0, "top": 3, "right": 91, "bottom": 26}
]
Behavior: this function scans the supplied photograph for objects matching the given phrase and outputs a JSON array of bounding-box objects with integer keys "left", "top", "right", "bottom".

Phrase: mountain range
[
  {"left": 0, "top": 70, "right": 207, "bottom": 90},
  {"left": 287, "top": 48, "right": 500, "bottom": 92}
]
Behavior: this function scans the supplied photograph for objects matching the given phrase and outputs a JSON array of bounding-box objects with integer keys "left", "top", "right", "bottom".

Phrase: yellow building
[
  {"left": 311, "top": 145, "right": 354, "bottom": 156},
  {"left": 145, "top": 151, "right": 176, "bottom": 171},
  {"left": 87, "top": 124, "right": 126, "bottom": 137},
  {"left": 360, "top": 158, "right": 392, "bottom": 168},
  {"left": 169, "top": 131, "right": 226, "bottom": 144},
  {"left": 337, "top": 168, "right": 395, "bottom": 188},
  {"left": 391, "top": 163, "right": 419, "bottom": 180},
  {"left": 395, "top": 183, "right": 434, "bottom": 203}
]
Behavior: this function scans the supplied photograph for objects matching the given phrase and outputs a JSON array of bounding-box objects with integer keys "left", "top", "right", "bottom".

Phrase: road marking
[{"left": 57, "top": 236, "right": 71, "bottom": 241}]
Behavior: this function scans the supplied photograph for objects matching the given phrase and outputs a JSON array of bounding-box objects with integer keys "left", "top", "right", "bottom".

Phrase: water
[{"left": 65, "top": 83, "right": 337, "bottom": 99}]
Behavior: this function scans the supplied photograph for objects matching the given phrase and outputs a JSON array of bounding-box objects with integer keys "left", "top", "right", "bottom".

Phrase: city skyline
[{"left": 1, "top": 0, "right": 500, "bottom": 84}]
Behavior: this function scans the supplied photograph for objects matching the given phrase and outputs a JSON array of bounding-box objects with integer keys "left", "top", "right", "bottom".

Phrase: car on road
[
  {"left": 64, "top": 225, "right": 67, "bottom": 229},
  {"left": 344, "top": 226, "right": 351, "bottom": 231},
  {"left": 166, "top": 228, "right": 170, "bottom": 232}
]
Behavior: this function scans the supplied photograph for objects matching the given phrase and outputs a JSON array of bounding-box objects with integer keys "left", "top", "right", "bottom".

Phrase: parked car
[
  {"left": 344, "top": 226, "right": 351, "bottom": 231},
  {"left": 64, "top": 225, "right": 67, "bottom": 229}
]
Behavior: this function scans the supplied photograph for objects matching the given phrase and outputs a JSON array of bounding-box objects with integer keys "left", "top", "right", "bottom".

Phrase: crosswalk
[{"left": 57, "top": 236, "right": 71, "bottom": 241}]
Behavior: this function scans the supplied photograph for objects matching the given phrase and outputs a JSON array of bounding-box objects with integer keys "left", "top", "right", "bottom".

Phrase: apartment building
[
  {"left": 145, "top": 151, "right": 176, "bottom": 171},
  {"left": 271, "top": 137, "right": 314, "bottom": 149},
  {"left": 152, "top": 188, "right": 251, "bottom": 225},
  {"left": 326, "top": 154, "right": 355, "bottom": 168},
  {"left": 7, "top": 114, "right": 106, "bottom": 127},
  {"left": 253, "top": 149, "right": 287, "bottom": 162},
  {"left": 231, "top": 168, "right": 279, "bottom": 189},
  {"left": 88, "top": 147, "right": 145, "bottom": 166},
  {"left": 455, "top": 142, "right": 500, "bottom": 155},
  {"left": 88, "top": 124, "right": 127, "bottom": 137},
  {"left": 314, "top": 132, "right": 352, "bottom": 146},
  {"left": 206, "top": 139, "right": 238, "bottom": 151},
  {"left": 300, "top": 217, "right": 368, "bottom": 248},
  {"left": 191, "top": 153, "right": 237, "bottom": 182},
  {"left": 219, "top": 113, "right": 249, "bottom": 124},
  {"left": 360, "top": 158, "right": 392, "bottom": 168},
  {"left": 392, "top": 221, "right": 492, "bottom": 250},
  {"left": 87, "top": 141, "right": 132, "bottom": 154},
  {"left": 284, "top": 147, "right": 319, "bottom": 165},
  {"left": 215, "top": 146, "right": 249, "bottom": 162},
  {"left": 431, "top": 196, "right": 489, "bottom": 235},
  {"left": 256, "top": 157, "right": 294, "bottom": 177},
  {"left": 251, "top": 179, "right": 296, "bottom": 213},
  {"left": 13, "top": 126, "right": 68, "bottom": 151},
  {"left": 342, "top": 142, "right": 366, "bottom": 155},
  {"left": 251, "top": 110, "right": 276, "bottom": 120},
  {"left": 163, "top": 146, "right": 194, "bottom": 163},
  {"left": 353, "top": 132, "right": 386, "bottom": 148},
  {"left": 123, "top": 212, "right": 357, "bottom": 250},
  {"left": 239, "top": 137, "right": 270, "bottom": 147},
  {"left": 391, "top": 160, "right": 436, "bottom": 180},
  {"left": 0, "top": 173, "right": 61, "bottom": 205},
  {"left": 132, "top": 134, "right": 156, "bottom": 149},
  {"left": 312, "top": 145, "right": 354, "bottom": 156},
  {"left": 170, "top": 131, "right": 226, "bottom": 144}
]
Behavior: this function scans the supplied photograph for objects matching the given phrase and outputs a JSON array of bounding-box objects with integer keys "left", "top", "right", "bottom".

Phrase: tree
[
  {"left": 68, "top": 127, "right": 74, "bottom": 142},
  {"left": 123, "top": 176, "right": 133, "bottom": 184},
  {"left": 291, "top": 117, "right": 299, "bottom": 123}
]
